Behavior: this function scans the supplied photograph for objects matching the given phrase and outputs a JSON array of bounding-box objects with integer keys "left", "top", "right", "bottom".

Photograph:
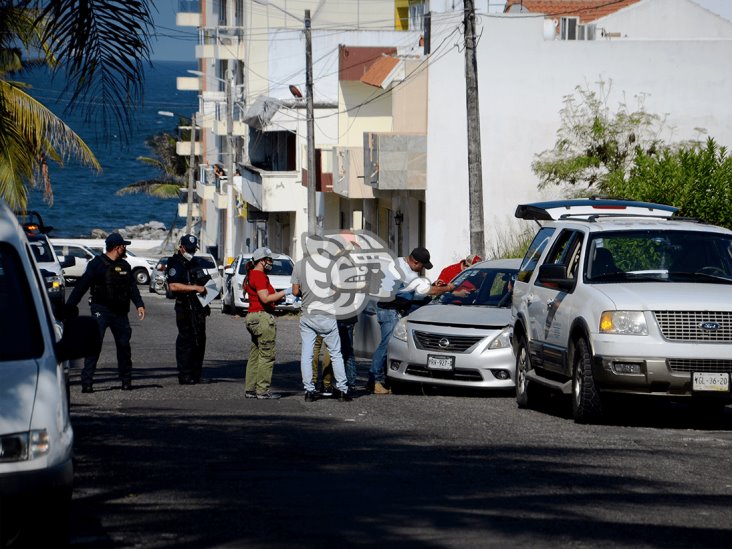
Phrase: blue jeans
[
  {"left": 300, "top": 315, "right": 348, "bottom": 393},
  {"left": 338, "top": 322, "right": 357, "bottom": 386},
  {"left": 369, "top": 307, "right": 399, "bottom": 384}
]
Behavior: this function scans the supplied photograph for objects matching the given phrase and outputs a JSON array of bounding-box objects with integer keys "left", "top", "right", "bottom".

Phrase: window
[
  {"left": 560, "top": 17, "right": 579, "bottom": 40},
  {"left": 0, "top": 244, "right": 44, "bottom": 361}
]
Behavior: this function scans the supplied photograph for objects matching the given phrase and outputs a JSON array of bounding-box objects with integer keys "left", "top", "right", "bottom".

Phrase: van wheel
[
  {"left": 515, "top": 333, "right": 534, "bottom": 409},
  {"left": 572, "top": 337, "right": 603, "bottom": 424},
  {"left": 133, "top": 268, "right": 150, "bottom": 285}
]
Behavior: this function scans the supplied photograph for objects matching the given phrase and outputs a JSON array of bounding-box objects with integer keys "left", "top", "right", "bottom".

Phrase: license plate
[
  {"left": 427, "top": 354, "right": 455, "bottom": 371},
  {"left": 692, "top": 372, "right": 730, "bottom": 392}
]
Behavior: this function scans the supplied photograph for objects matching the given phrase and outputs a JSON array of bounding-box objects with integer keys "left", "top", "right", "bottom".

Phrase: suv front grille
[
  {"left": 412, "top": 331, "right": 483, "bottom": 353},
  {"left": 654, "top": 311, "right": 732, "bottom": 342},
  {"left": 668, "top": 359, "right": 732, "bottom": 373}
]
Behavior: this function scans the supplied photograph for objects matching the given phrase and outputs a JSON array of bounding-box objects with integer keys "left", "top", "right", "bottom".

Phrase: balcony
[
  {"left": 176, "top": 76, "right": 200, "bottom": 91},
  {"left": 236, "top": 168, "right": 305, "bottom": 213},
  {"left": 196, "top": 180, "right": 215, "bottom": 200},
  {"left": 364, "top": 133, "right": 427, "bottom": 191},
  {"left": 212, "top": 119, "right": 248, "bottom": 137},
  {"left": 176, "top": 141, "right": 202, "bottom": 156},
  {"left": 176, "top": 0, "right": 200, "bottom": 27},
  {"left": 196, "top": 28, "right": 245, "bottom": 60},
  {"left": 214, "top": 189, "right": 228, "bottom": 210}
]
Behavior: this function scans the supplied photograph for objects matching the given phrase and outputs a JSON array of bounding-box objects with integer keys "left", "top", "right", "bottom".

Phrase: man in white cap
[{"left": 167, "top": 234, "right": 211, "bottom": 384}]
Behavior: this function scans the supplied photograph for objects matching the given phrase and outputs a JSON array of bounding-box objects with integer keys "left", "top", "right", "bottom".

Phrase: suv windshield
[
  {"left": 586, "top": 230, "right": 732, "bottom": 283},
  {"left": 28, "top": 236, "right": 56, "bottom": 265}
]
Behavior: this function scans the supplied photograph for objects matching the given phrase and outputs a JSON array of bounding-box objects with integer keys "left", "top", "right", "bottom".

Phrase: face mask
[
  {"left": 119, "top": 246, "right": 127, "bottom": 259},
  {"left": 182, "top": 251, "right": 194, "bottom": 261},
  {"left": 263, "top": 260, "right": 273, "bottom": 271}
]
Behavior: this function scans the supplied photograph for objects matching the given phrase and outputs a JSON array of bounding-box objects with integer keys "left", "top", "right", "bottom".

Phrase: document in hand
[{"left": 197, "top": 278, "right": 220, "bottom": 307}]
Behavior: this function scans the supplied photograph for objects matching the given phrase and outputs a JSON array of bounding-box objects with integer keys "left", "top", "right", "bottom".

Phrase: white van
[{"left": 0, "top": 201, "right": 99, "bottom": 545}]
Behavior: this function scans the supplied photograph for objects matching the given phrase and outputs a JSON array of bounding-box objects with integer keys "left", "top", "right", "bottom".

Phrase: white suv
[
  {"left": 0, "top": 200, "right": 99, "bottom": 545},
  {"left": 512, "top": 199, "right": 732, "bottom": 423}
]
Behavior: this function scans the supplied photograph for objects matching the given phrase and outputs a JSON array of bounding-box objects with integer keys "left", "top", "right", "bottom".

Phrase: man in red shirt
[
  {"left": 243, "top": 247, "right": 290, "bottom": 399},
  {"left": 435, "top": 254, "right": 482, "bottom": 286}
]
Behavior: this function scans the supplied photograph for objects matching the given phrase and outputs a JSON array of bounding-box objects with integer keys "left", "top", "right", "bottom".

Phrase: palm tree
[
  {"left": 0, "top": 0, "right": 154, "bottom": 210},
  {"left": 116, "top": 130, "right": 188, "bottom": 199}
]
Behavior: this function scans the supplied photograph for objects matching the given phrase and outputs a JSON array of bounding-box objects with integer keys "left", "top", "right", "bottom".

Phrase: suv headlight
[
  {"left": 392, "top": 318, "right": 408, "bottom": 342},
  {"left": 0, "top": 429, "right": 50, "bottom": 462},
  {"left": 488, "top": 326, "right": 512, "bottom": 349},
  {"left": 599, "top": 311, "right": 648, "bottom": 335}
]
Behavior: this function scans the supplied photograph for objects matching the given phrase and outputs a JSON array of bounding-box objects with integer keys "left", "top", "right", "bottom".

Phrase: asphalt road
[{"left": 67, "top": 293, "right": 732, "bottom": 548}]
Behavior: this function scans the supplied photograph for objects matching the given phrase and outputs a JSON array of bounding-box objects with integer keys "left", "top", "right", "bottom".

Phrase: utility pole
[
  {"left": 225, "top": 68, "right": 236, "bottom": 262},
  {"left": 305, "top": 9, "right": 318, "bottom": 236},
  {"left": 463, "top": 0, "right": 485, "bottom": 257},
  {"left": 186, "top": 112, "right": 196, "bottom": 234}
]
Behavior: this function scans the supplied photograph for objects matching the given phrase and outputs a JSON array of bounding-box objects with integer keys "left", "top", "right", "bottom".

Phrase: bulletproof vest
[{"left": 91, "top": 256, "right": 131, "bottom": 311}]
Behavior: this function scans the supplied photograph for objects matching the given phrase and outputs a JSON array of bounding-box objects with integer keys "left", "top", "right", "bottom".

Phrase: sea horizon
[{"left": 22, "top": 61, "right": 198, "bottom": 238}]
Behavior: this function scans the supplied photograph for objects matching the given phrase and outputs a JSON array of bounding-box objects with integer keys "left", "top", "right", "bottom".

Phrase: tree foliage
[
  {"left": 0, "top": 0, "right": 154, "bottom": 210},
  {"left": 532, "top": 80, "right": 665, "bottom": 193},
  {"left": 116, "top": 130, "right": 188, "bottom": 199},
  {"left": 605, "top": 138, "right": 732, "bottom": 229}
]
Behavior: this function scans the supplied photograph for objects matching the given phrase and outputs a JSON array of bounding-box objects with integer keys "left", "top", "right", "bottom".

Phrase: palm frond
[{"left": 34, "top": 0, "right": 154, "bottom": 139}]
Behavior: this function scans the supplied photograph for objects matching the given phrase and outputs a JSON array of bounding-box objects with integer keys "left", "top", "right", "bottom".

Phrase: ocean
[{"left": 21, "top": 61, "right": 198, "bottom": 237}]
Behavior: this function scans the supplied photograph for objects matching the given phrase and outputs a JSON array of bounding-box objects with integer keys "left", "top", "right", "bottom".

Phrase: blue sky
[
  {"left": 151, "top": 0, "right": 197, "bottom": 61},
  {"left": 149, "top": 0, "right": 732, "bottom": 61}
]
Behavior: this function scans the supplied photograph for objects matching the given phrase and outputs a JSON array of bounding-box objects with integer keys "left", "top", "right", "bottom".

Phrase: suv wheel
[
  {"left": 133, "top": 267, "right": 150, "bottom": 285},
  {"left": 515, "top": 333, "right": 533, "bottom": 408},
  {"left": 572, "top": 337, "right": 603, "bottom": 424}
]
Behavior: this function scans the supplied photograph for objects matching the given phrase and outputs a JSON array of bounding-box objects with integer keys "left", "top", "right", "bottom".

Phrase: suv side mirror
[
  {"left": 59, "top": 256, "right": 76, "bottom": 269},
  {"left": 537, "top": 264, "right": 575, "bottom": 291}
]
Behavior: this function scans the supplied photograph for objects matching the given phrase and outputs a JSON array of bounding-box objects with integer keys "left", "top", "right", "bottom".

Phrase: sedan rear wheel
[{"left": 572, "top": 337, "right": 603, "bottom": 424}]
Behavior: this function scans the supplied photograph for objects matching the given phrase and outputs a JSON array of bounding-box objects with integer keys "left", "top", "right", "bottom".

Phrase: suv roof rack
[{"left": 515, "top": 198, "right": 677, "bottom": 221}]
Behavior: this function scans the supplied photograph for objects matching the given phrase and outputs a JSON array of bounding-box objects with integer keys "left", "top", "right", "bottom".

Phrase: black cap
[
  {"left": 106, "top": 233, "right": 131, "bottom": 248},
  {"left": 410, "top": 247, "right": 433, "bottom": 270},
  {"left": 180, "top": 234, "right": 199, "bottom": 252}
]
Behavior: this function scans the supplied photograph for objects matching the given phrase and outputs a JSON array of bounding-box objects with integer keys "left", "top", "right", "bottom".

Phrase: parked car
[
  {"left": 0, "top": 199, "right": 99, "bottom": 546},
  {"left": 26, "top": 232, "right": 74, "bottom": 316},
  {"left": 512, "top": 198, "right": 732, "bottom": 423},
  {"left": 377, "top": 259, "right": 521, "bottom": 392},
  {"left": 149, "top": 257, "right": 168, "bottom": 294},
  {"left": 221, "top": 252, "right": 300, "bottom": 314},
  {"left": 51, "top": 239, "right": 98, "bottom": 284}
]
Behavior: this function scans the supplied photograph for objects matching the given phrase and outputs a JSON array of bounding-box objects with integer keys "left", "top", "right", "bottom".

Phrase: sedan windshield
[
  {"left": 433, "top": 267, "right": 517, "bottom": 307},
  {"left": 586, "top": 230, "right": 732, "bottom": 283}
]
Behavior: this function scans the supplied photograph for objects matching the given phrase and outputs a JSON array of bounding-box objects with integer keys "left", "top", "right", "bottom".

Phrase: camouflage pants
[{"left": 245, "top": 311, "right": 277, "bottom": 394}]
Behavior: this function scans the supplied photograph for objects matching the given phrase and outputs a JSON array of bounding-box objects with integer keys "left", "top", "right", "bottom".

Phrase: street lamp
[{"left": 159, "top": 110, "right": 197, "bottom": 235}]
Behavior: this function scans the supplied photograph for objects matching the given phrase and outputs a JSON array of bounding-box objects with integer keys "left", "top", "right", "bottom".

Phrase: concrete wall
[{"left": 426, "top": 12, "right": 732, "bottom": 273}]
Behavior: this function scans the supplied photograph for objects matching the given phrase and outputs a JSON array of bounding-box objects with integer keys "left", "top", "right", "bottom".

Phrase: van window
[{"left": 0, "top": 244, "right": 44, "bottom": 361}]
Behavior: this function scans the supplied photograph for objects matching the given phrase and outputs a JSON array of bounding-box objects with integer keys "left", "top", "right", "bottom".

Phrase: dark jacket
[{"left": 67, "top": 254, "right": 144, "bottom": 315}]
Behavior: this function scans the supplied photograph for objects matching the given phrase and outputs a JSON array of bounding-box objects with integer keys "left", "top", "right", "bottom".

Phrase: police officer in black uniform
[
  {"left": 166, "top": 234, "right": 212, "bottom": 385},
  {"left": 66, "top": 233, "right": 145, "bottom": 393}
]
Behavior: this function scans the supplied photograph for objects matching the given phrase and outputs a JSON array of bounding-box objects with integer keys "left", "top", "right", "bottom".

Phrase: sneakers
[
  {"left": 245, "top": 391, "right": 257, "bottom": 399},
  {"left": 338, "top": 390, "right": 353, "bottom": 402},
  {"left": 81, "top": 384, "right": 93, "bottom": 394},
  {"left": 373, "top": 382, "right": 392, "bottom": 395},
  {"left": 256, "top": 392, "right": 281, "bottom": 400},
  {"left": 320, "top": 385, "right": 334, "bottom": 397},
  {"left": 304, "top": 390, "right": 317, "bottom": 402}
]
